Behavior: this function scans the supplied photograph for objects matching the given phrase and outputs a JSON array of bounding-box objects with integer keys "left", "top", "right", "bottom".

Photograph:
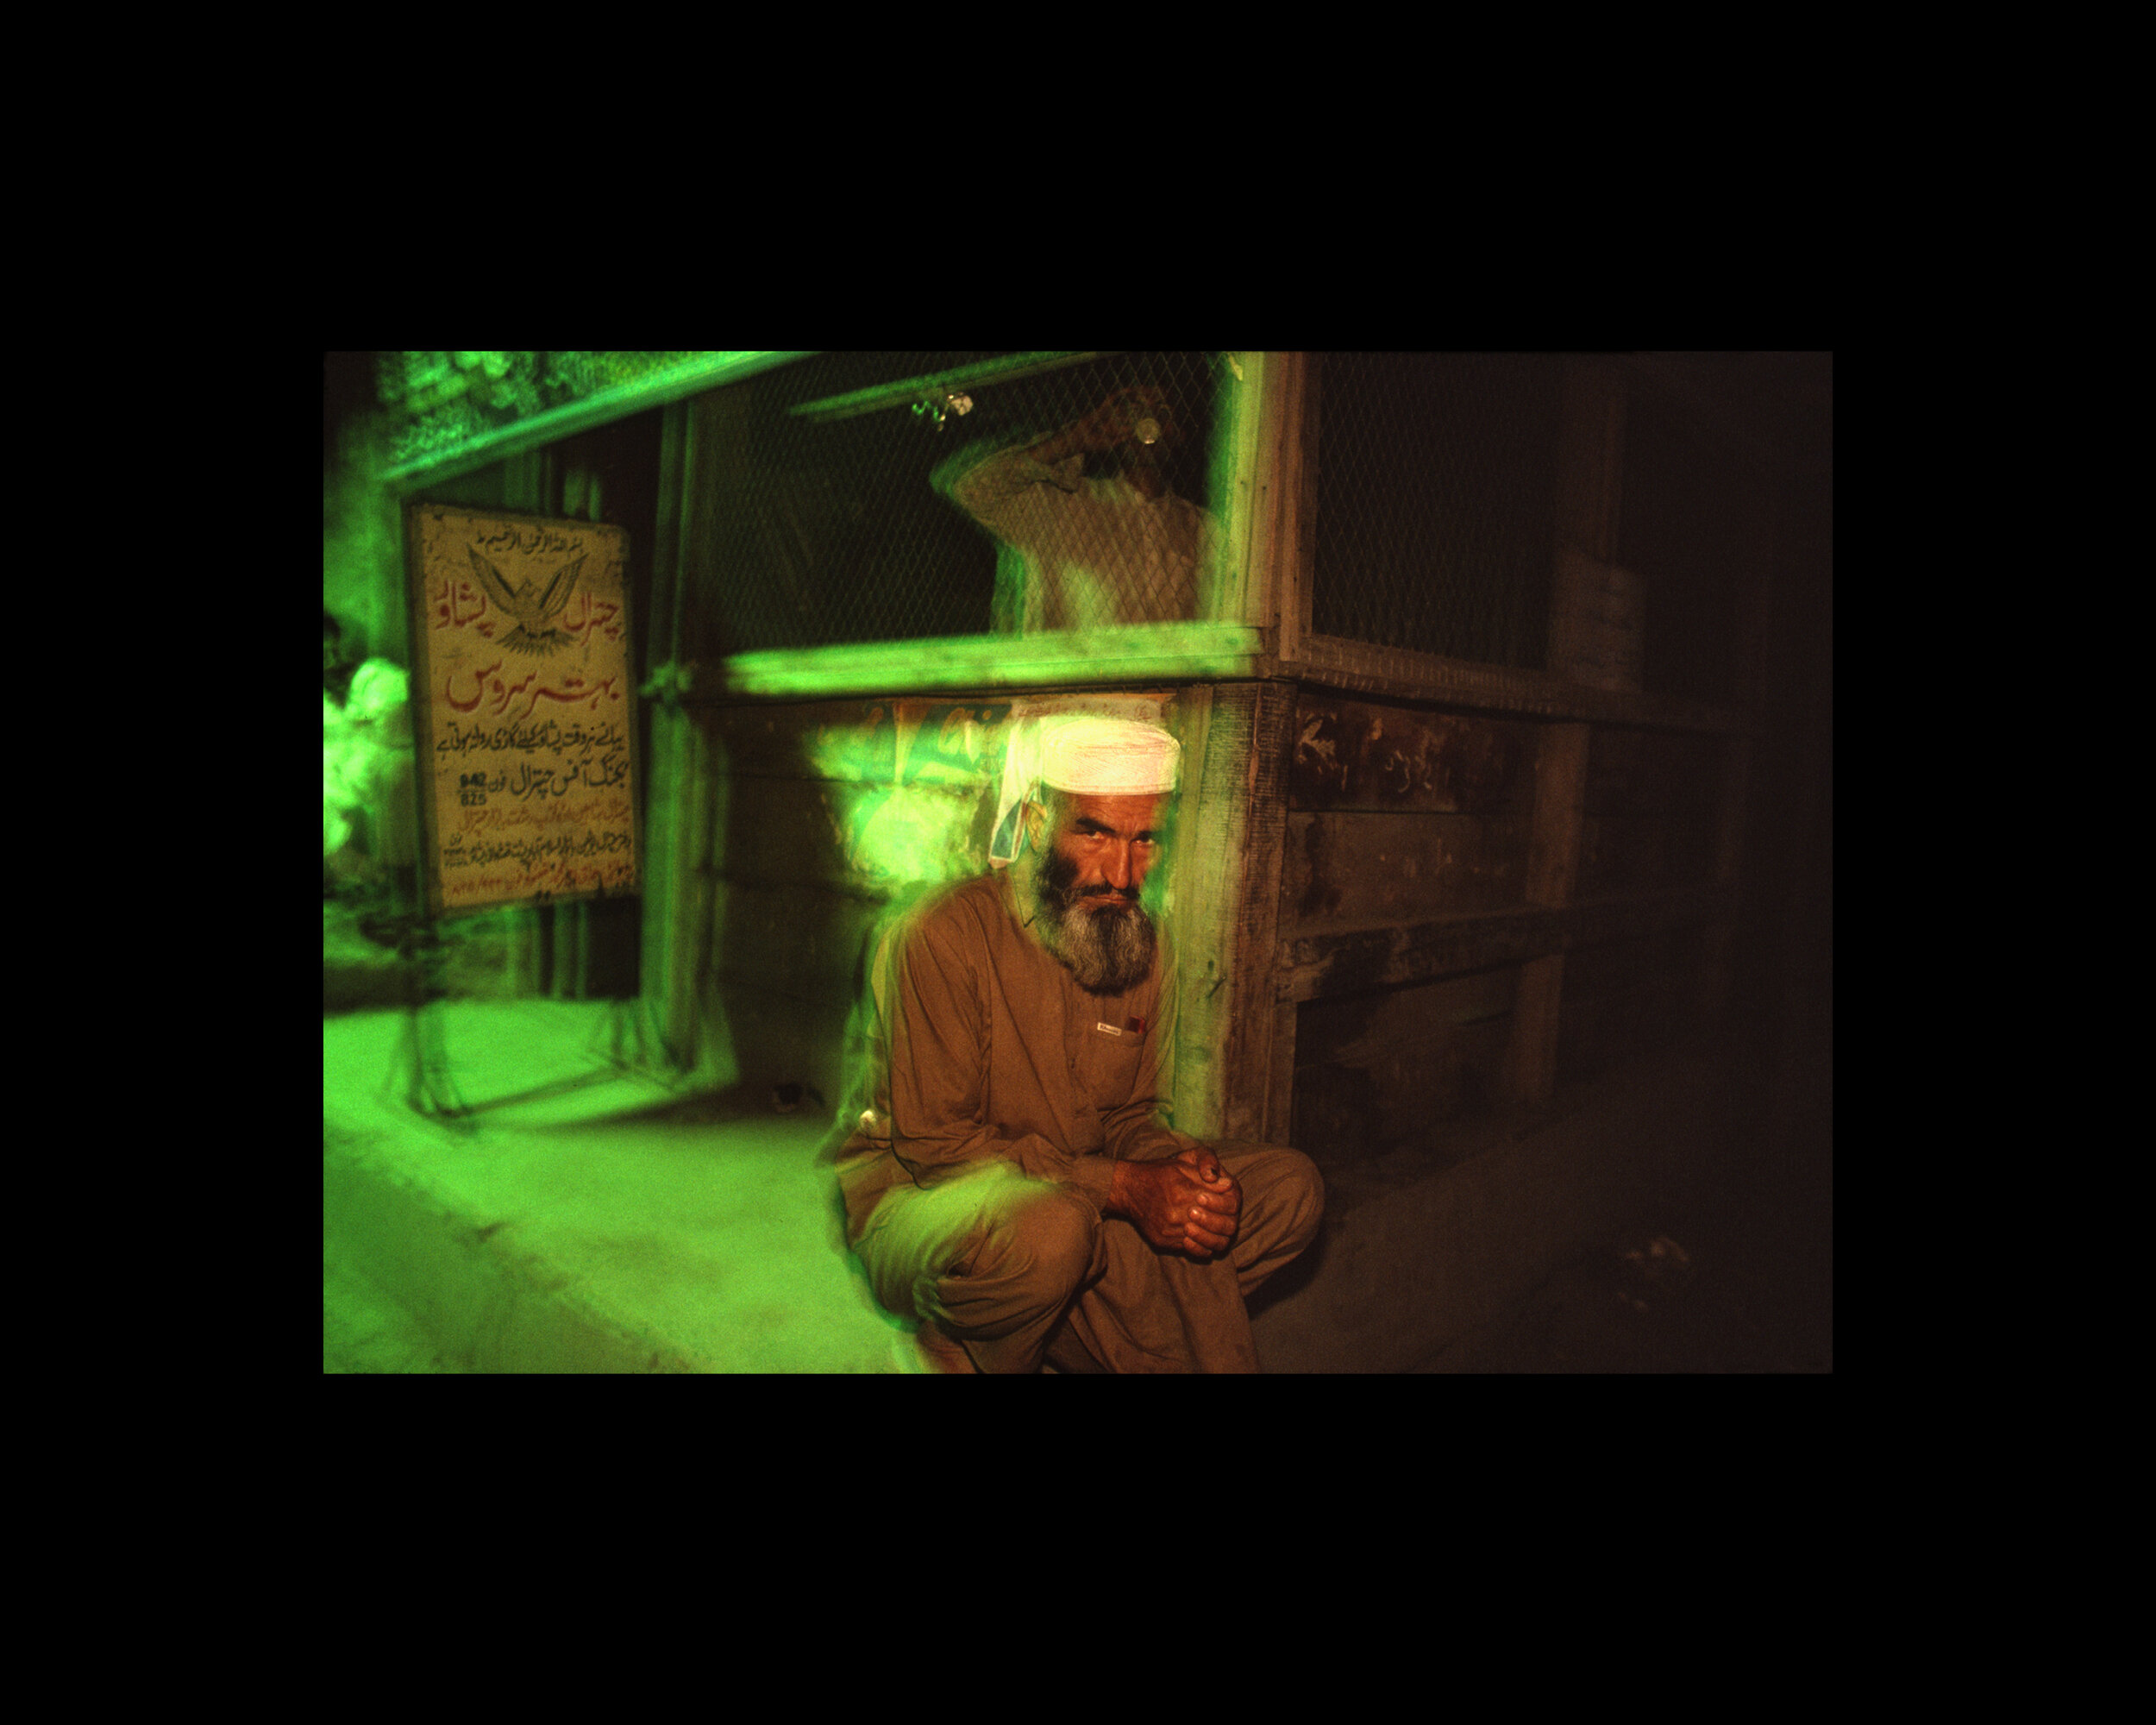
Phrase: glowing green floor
[{"left": 323, "top": 1000, "right": 911, "bottom": 1373}]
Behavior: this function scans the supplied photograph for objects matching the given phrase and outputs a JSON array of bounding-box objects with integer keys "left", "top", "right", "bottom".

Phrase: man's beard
[{"left": 1033, "top": 848, "right": 1158, "bottom": 995}]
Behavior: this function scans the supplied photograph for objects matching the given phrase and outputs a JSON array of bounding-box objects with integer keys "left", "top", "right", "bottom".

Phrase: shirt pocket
[{"left": 1075, "top": 1016, "right": 1147, "bottom": 1107}]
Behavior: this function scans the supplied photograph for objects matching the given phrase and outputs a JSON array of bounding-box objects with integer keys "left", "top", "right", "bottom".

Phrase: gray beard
[{"left": 1033, "top": 851, "right": 1158, "bottom": 994}]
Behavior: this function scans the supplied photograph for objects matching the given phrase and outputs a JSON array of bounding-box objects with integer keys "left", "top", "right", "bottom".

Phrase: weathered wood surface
[
  {"left": 1291, "top": 632, "right": 1743, "bottom": 733},
  {"left": 1547, "top": 548, "right": 1644, "bottom": 693},
  {"left": 1281, "top": 810, "right": 1530, "bottom": 928},
  {"left": 1289, "top": 967, "right": 1516, "bottom": 1166},
  {"left": 1156, "top": 687, "right": 1230, "bottom": 1139},
  {"left": 1276, "top": 884, "right": 1731, "bottom": 1006},
  {"left": 1205, "top": 682, "right": 1300, "bottom": 1144},
  {"left": 1300, "top": 964, "right": 1516, "bottom": 1063},
  {"left": 1289, "top": 693, "right": 1531, "bottom": 814},
  {"left": 685, "top": 629, "right": 1748, "bottom": 737},
  {"left": 704, "top": 628, "right": 1271, "bottom": 704},
  {"left": 642, "top": 704, "right": 715, "bottom": 1074}
]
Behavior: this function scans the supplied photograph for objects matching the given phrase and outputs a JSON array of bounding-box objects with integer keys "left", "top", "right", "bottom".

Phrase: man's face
[
  {"left": 1028, "top": 789, "right": 1171, "bottom": 994},
  {"left": 1044, "top": 790, "right": 1169, "bottom": 900}
]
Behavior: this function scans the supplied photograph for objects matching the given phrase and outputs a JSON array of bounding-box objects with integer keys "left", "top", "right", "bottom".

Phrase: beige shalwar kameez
[{"left": 830, "top": 871, "right": 1322, "bottom": 1372}]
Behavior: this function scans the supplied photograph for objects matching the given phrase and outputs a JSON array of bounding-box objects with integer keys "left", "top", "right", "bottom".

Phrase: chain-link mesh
[
  {"left": 681, "top": 351, "right": 1232, "bottom": 657},
  {"left": 1311, "top": 353, "right": 1564, "bottom": 669}
]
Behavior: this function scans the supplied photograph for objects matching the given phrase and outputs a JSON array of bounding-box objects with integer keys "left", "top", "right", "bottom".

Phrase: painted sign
[{"left": 406, "top": 505, "right": 638, "bottom": 914}]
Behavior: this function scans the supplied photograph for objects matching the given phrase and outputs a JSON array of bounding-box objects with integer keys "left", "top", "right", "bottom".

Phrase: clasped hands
[{"left": 1108, "top": 1147, "right": 1240, "bottom": 1261}]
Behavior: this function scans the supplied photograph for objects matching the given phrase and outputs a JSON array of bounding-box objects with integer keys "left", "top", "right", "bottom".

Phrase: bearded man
[{"left": 828, "top": 714, "right": 1325, "bottom": 1373}]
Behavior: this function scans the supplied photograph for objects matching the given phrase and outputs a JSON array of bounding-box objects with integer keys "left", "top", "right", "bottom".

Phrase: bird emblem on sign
[{"left": 467, "top": 546, "right": 586, "bottom": 657}]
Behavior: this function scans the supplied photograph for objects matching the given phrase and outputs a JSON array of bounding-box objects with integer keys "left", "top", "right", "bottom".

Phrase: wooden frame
[
  {"left": 650, "top": 351, "right": 1775, "bottom": 1158},
  {"left": 1242, "top": 352, "right": 1767, "bottom": 1139}
]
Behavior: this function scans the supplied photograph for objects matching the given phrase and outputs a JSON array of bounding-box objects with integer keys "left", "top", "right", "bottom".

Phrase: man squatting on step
[{"left": 828, "top": 714, "right": 1325, "bottom": 1371}]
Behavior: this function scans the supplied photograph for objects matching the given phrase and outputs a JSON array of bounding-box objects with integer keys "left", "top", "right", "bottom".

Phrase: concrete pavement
[{"left": 325, "top": 999, "right": 1825, "bottom": 1373}]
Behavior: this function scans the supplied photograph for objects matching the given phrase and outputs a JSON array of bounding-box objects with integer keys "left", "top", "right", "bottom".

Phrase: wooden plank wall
[
  {"left": 1188, "top": 681, "right": 1298, "bottom": 1145},
  {"left": 687, "top": 696, "right": 1008, "bottom": 1107},
  {"left": 1279, "top": 690, "right": 1539, "bottom": 1170},
  {"left": 1273, "top": 694, "right": 1733, "bottom": 1173}
]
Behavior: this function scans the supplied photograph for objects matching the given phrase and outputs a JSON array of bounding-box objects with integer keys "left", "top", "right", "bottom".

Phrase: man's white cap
[{"left": 990, "top": 715, "right": 1181, "bottom": 867}]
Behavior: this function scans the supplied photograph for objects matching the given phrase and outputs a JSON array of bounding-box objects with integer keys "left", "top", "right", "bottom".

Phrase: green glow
[
  {"left": 324, "top": 662, "right": 413, "bottom": 873},
  {"left": 807, "top": 700, "right": 1011, "bottom": 891},
  {"left": 722, "top": 621, "right": 1265, "bottom": 701},
  {"left": 323, "top": 397, "right": 402, "bottom": 674},
  {"left": 382, "top": 351, "right": 812, "bottom": 489}
]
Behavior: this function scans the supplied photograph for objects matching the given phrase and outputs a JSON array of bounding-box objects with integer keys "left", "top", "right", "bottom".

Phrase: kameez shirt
[{"left": 833, "top": 869, "right": 1196, "bottom": 1240}]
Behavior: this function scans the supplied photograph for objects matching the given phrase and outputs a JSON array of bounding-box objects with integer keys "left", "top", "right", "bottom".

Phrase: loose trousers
[{"left": 853, "top": 1142, "right": 1324, "bottom": 1373}]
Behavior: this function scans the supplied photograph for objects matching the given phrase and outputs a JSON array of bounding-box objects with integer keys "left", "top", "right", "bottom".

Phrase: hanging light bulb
[{"left": 912, "top": 390, "right": 975, "bottom": 430}]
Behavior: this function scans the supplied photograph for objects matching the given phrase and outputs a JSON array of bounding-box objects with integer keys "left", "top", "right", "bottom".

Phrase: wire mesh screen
[
  {"left": 681, "top": 351, "right": 1232, "bottom": 658},
  {"left": 1311, "top": 353, "right": 1564, "bottom": 669}
]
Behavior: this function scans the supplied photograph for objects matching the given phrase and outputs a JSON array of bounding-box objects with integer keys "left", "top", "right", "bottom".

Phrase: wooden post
[
  {"left": 1213, "top": 351, "right": 1313, "bottom": 645},
  {"left": 1507, "top": 359, "right": 1628, "bottom": 1107},
  {"left": 1260, "top": 352, "right": 1315, "bottom": 662},
  {"left": 640, "top": 399, "right": 704, "bottom": 1072},
  {"left": 1174, "top": 354, "right": 1309, "bottom": 1144},
  {"left": 1243, "top": 354, "right": 1312, "bottom": 1145},
  {"left": 1506, "top": 724, "right": 1589, "bottom": 1105},
  {"left": 1168, "top": 680, "right": 1299, "bottom": 1144}
]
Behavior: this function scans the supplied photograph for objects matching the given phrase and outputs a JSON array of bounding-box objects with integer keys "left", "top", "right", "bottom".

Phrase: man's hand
[{"left": 1108, "top": 1149, "right": 1241, "bottom": 1260}]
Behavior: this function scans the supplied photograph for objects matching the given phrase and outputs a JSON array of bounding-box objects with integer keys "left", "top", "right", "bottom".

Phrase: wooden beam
[
  {"left": 1293, "top": 633, "right": 1742, "bottom": 733},
  {"left": 1169, "top": 681, "right": 1299, "bottom": 1142},
  {"left": 1221, "top": 681, "right": 1299, "bottom": 1141},
  {"left": 706, "top": 624, "right": 1271, "bottom": 704},
  {"left": 1277, "top": 885, "right": 1733, "bottom": 1005},
  {"left": 640, "top": 401, "right": 707, "bottom": 1074},
  {"left": 1164, "top": 686, "right": 1229, "bottom": 1140},
  {"left": 1269, "top": 352, "right": 1317, "bottom": 660},
  {"left": 1503, "top": 358, "right": 1630, "bottom": 1107},
  {"left": 690, "top": 627, "right": 1747, "bottom": 733}
]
